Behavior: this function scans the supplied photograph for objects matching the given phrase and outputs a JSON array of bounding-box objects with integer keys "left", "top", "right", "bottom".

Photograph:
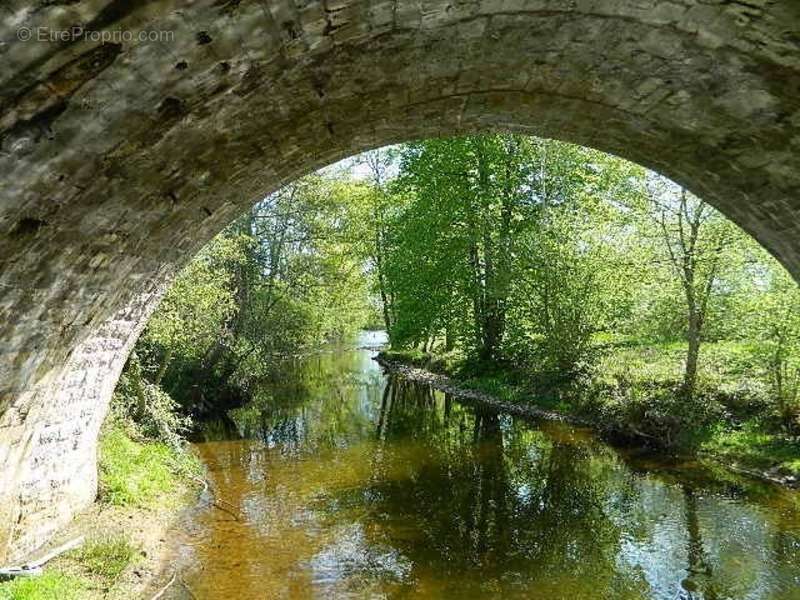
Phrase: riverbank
[
  {"left": 376, "top": 350, "right": 800, "bottom": 487},
  {"left": 0, "top": 424, "right": 202, "bottom": 600}
]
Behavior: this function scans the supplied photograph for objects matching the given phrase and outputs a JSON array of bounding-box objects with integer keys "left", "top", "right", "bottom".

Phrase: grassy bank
[
  {"left": 98, "top": 424, "right": 199, "bottom": 508},
  {"left": 379, "top": 342, "right": 800, "bottom": 483},
  {"left": 0, "top": 422, "right": 201, "bottom": 600}
]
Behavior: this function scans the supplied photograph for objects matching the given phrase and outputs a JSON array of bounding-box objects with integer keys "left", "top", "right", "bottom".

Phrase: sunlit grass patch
[
  {"left": 702, "top": 423, "right": 800, "bottom": 476},
  {"left": 0, "top": 572, "right": 87, "bottom": 600},
  {"left": 379, "top": 348, "right": 431, "bottom": 367},
  {"left": 99, "top": 426, "right": 175, "bottom": 506},
  {"left": 99, "top": 424, "right": 200, "bottom": 508},
  {"left": 0, "top": 537, "right": 140, "bottom": 600},
  {"left": 76, "top": 537, "right": 139, "bottom": 582}
]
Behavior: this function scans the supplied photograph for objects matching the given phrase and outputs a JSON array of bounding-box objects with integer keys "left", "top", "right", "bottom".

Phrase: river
[{"left": 166, "top": 331, "right": 800, "bottom": 599}]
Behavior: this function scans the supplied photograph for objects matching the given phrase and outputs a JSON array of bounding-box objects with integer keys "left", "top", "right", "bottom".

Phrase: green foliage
[
  {"left": 98, "top": 424, "right": 199, "bottom": 508},
  {"left": 586, "top": 341, "right": 778, "bottom": 447},
  {"left": 110, "top": 353, "right": 191, "bottom": 448},
  {"left": 143, "top": 234, "right": 243, "bottom": 363},
  {"left": 739, "top": 263, "right": 800, "bottom": 431},
  {"left": 629, "top": 183, "right": 750, "bottom": 397},
  {"left": 376, "top": 133, "right": 800, "bottom": 463},
  {"left": 386, "top": 135, "right": 564, "bottom": 358},
  {"left": 0, "top": 573, "right": 86, "bottom": 600},
  {"left": 109, "top": 132, "right": 800, "bottom": 476},
  {"left": 241, "top": 176, "right": 373, "bottom": 353},
  {"left": 702, "top": 422, "right": 800, "bottom": 476},
  {"left": 379, "top": 349, "right": 432, "bottom": 367},
  {"left": 507, "top": 143, "right": 644, "bottom": 375},
  {"left": 385, "top": 135, "right": 646, "bottom": 372},
  {"left": 591, "top": 379, "right": 722, "bottom": 448},
  {"left": 76, "top": 537, "right": 139, "bottom": 582},
  {"left": 126, "top": 173, "right": 375, "bottom": 416}
]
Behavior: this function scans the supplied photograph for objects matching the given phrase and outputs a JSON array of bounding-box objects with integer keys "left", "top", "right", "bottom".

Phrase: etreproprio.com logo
[{"left": 16, "top": 26, "right": 174, "bottom": 43}]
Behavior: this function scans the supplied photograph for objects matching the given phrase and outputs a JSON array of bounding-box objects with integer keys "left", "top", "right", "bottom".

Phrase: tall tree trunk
[
  {"left": 373, "top": 221, "right": 393, "bottom": 334},
  {"left": 684, "top": 308, "right": 701, "bottom": 398},
  {"left": 468, "top": 239, "right": 484, "bottom": 353},
  {"left": 378, "top": 273, "right": 392, "bottom": 333},
  {"left": 481, "top": 302, "right": 504, "bottom": 363}
]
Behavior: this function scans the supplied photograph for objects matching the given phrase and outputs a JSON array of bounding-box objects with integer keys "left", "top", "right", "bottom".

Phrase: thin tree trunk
[
  {"left": 445, "top": 315, "right": 454, "bottom": 351},
  {"left": 154, "top": 347, "right": 173, "bottom": 385},
  {"left": 128, "top": 353, "right": 148, "bottom": 419},
  {"left": 468, "top": 239, "right": 484, "bottom": 352},
  {"left": 374, "top": 224, "right": 392, "bottom": 333},
  {"left": 684, "top": 309, "right": 701, "bottom": 398}
]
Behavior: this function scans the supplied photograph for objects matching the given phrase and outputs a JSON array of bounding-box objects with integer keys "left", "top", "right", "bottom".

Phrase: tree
[
  {"left": 135, "top": 173, "right": 374, "bottom": 412},
  {"left": 141, "top": 233, "right": 245, "bottom": 385},
  {"left": 235, "top": 175, "right": 373, "bottom": 365},
  {"left": 645, "top": 182, "right": 740, "bottom": 398},
  {"left": 508, "top": 140, "right": 644, "bottom": 375},
  {"left": 357, "top": 148, "right": 400, "bottom": 334},
  {"left": 742, "top": 259, "right": 800, "bottom": 431},
  {"left": 388, "top": 135, "right": 539, "bottom": 360}
]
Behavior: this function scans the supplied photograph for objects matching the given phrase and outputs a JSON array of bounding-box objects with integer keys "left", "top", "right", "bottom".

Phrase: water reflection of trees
[
  {"left": 195, "top": 358, "right": 800, "bottom": 599},
  {"left": 221, "top": 349, "right": 385, "bottom": 449},
  {"left": 361, "top": 378, "right": 800, "bottom": 598},
  {"left": 362, "top": 378, "right": 647, "bottom": 596}
]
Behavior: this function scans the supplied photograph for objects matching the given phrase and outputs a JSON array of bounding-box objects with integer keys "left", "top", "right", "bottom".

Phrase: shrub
[
  {"left": 702, "top": 421, "right": 800, "bottom": 476},
  {"left": 76, "top": 537, "right": 139, "bottom": 582},
  {"left": 110, "top": 353, "right": 192, "bottom": 449},
  {"left": 590, "top": 370, "right": 724, "bottom": 449}
]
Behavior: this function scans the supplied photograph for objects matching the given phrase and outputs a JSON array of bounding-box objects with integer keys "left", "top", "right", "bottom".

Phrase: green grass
[
  {"left": 1, "top": 414, "right": 200, "bottom": 600},
  {"left": 0, "top": 422, "right": 198, "bottom": 600},
  {"left": 99, "top": 424, "right": 200, "bottom": 507},
  {"left": 701, "top": 423, "right": 800, "bottom": 476},
  {"left": 380, "top": 348, "right": 431, "bottom": 367},
  {"left": 76, "top": 537, "right": 139, "bottom": 582},
  {"left": 595, "top": 339, "right": 774, "bottom": 407},
  {"left": 0, "top": 537, "right": 140, "bottom": 600},
  {"left": 99, "top": 426, "right": 176, "bottom": 506},
  {"left": 0, "top": 572, "right": 86, "bottom": 600}
]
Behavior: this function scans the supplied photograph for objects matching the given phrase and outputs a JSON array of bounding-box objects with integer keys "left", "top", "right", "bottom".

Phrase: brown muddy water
[{"left": 165, "top": 332, "right": 800, "bottom": 599}]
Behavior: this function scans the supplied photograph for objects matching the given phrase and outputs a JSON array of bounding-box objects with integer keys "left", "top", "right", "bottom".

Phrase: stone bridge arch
[{"left": 1, "top": 0, "right": 800, "bottom": 562}]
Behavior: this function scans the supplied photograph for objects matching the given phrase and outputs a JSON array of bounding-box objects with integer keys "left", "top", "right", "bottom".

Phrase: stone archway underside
[{"left": 1, "top": 0, "right": 800, "bottom": 562}]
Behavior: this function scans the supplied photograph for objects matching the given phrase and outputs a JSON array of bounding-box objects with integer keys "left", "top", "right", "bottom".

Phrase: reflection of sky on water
[
  {"left": 309, "top": 523, "right": 413, "bottom": 588},
  {"left": 616, "top": 482, "right": 698, "bottom": 599}
]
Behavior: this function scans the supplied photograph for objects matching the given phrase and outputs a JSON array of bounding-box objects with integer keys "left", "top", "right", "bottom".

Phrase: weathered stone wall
[
  {"left": 1, "top": 0, "right": 800, "bottom": 562},
  {"left": 0, "top": 281, "right": 167, "bottom": 561}
]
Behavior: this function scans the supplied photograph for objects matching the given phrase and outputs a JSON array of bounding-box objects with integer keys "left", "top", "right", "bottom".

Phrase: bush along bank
[{"left": 376, "top": 345, "right": 800, "bottom": 487}]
